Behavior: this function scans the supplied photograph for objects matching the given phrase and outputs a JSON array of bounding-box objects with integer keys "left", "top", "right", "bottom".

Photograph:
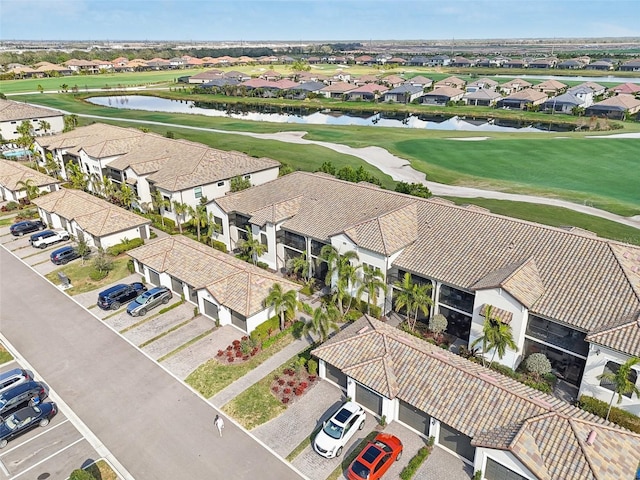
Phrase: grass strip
[
  {"left": 327, "top": 431, "right": 378, "bottom": 480},
  {"left": 185, "top": 334, "right": 295, "bottom": 398},
  {"left": 138, "top": 318, "right": 192, "bottom": 348},
  {"left": 157, "top": 328, "right": 215, "bottom": 362},
  {"left": 0, "top": 345, "right": 14, "bottom": 364},
  {"left": 158, "top": 299, "right": 184, "bottom": 314}
]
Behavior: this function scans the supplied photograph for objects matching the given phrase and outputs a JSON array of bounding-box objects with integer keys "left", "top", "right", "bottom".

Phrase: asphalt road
[{"left": 0, "top": 247, "right": 303, "bottom": 480}]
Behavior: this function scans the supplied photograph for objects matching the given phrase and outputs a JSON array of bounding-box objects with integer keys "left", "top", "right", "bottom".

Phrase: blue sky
[{"left": 1, "top": 0, "right": 638, "bottom": 41}]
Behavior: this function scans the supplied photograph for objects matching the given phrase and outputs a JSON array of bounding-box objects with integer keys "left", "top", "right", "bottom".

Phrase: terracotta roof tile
[
  {"left": 0, "top": 159, "right": 60, "bottom": 190},
  {"left": 585, "top": 310, "right": 640, "bottom": 356},
  {"left": 0, "top": 99, "right": 63, "bottom": 122}
]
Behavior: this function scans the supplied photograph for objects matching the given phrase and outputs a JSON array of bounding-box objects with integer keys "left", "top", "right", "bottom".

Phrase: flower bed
[
  {"left": 215, "top": 336, "right": 261, "bottom": 364},
  {"left": 270, "top": 366, "right": 319, "bottom": 406}
]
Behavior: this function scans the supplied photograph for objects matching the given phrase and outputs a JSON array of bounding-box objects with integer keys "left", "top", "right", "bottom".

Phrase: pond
[{"left": 87, "top": 95, "right": 574, "bottom": 133}]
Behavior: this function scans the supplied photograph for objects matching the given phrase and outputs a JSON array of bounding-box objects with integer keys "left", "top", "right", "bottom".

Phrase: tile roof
[
  {"left": 590, "top": 94, "right": 640, "bottom": 110},
  {"left": 127, "top": 235, "right": 300, "bottom": 316},
  {"left": 585, "top": 310, "right": 640, "bottom": 356},
  {"left": 0, "top": 99, "right": 63, "bottom": 122},
  {"left": 463, "top": 89, "right": 502, "bottom": 101},
  {"left": 500, "top": 78, "right": 533, "bottom": 89},
  {"left": 406, "top": 75, "right": 433, "bottom": 85},
  {"left": 313, "top": 317, "right": 640, "bottom": 480},
  {"left": 471, "top": 258, "right": 545, "bottom": 308},
  {"left": 502, "top": 89, "right": 548, "bottom": 103},
  {"left": 320, "top": 82, "right": 357, "bottom": 93},
  {"left": 348, "top": 84, "right": 389, "bottom": 95},
  {"left": 32, "top": 188, "right": 150, "bottom": 236},
  {"left": 424, "top": 86, "right": 465, "bottom": 98},
  {"left": 0, "top": 159, "right": 60, "bottom": 191},
  {"left": 534, "top": 79, "right": 568, "bottom": 90}
]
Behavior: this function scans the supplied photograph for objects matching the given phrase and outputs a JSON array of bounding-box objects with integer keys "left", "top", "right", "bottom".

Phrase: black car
[
  {"left": 10, "top": 220, "right": 45, "bottom": 236},
  {"left": 0, "top": 381, "right": 48, "bottom": 420},
  {"left": 0, "top": 403, "right": 58, "bottom": 448},
  {"left": 97, "top": 282, "right": 147, "bottom": 310},
  {"left": 50, "top": 245, "right": 88, "bottom": 265}
]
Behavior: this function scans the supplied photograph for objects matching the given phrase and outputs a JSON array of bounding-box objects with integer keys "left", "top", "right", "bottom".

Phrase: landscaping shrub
[
  {"left": 399, "top": 437, "right": 434, "bottom": 480},
  {"left": 577, "top": 395, "right": 640, "bottom": 433},
  {"left": 307, "top": 359, "right": 318, "bottom": 376},
  {"left": 523, "top": 379, "right": 552, "bottom": 393},
  {"left": 251, "top": 316, "right": 280, "bottom": 343},
  {"left": 126, "top": 259, "right": 135, "bottom": 273},
  {"left": 210, "top": 238, "right": 227, "bottom": 252},
  {"left": 106, "top": 237, "right": 144, "bottom": 256},
  {"left": 89, "top": 268, "right": 108, "bottom": 281},
  {"left": 4, "top": 201, "right": 19, "bottom": 211},
  {"left": 523, "top": 353, "right": 552, "bottom": 376},
  {"left": 69, "top": 469, "right": 95, "bottom": 480}
]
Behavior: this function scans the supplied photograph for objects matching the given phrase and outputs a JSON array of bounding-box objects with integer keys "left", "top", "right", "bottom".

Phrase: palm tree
[
  {"left": 357, "top": 264, "right": 388, "bottom": 315},
  {"left": 38, "top": 120, "right": 51, "bottom": 135},
  {"left": 65, "top": 162, "right": 88, "bottom": 190},
  {"left": 173, "top": 201, "right": 188, "bottom": 234},
  {"left": 16, "top": 179, "right": 39, "bottom": 202},
  {"left": 597, "top": 356, "right": 640, "bottom": 421},
  {"left": 63, "top": 114, "right": 78, "bottom": 132},
  {"left": 151, "top": 189, "right": 169, "bottom": 227},
  {"left": 333, "top": 260, "right": 360, "bottom": 317},
  {"left": 206, "top": 212, "right": 222, "bottom": 246},
  {"left": 117, "top": 183, "right": 136, "bottom": 210},
  {"left": 101, "top": 175, "right": 116, "bottom": 200},
  {"left": 263, "top": 283, "right": 298, "bottom": 331},
  {"left": 471, "top": 306, "right": 518, "bottom": 368},
  {"left": 301, "top": 302, "right": 340, "bottom": 343},
  {"left": 289, "top": 251, "right": 310, "bottom": 281},
  {"left": 44, "top": 152, "right": 59, "bottom": 178},
  {"left": 319, "top": 245, "right": 359, "bottom": 288},
  {"left": 393, "top": 272, "right": 433, "bottom": 331},
  {"left": 189, "top": 203, "right": 208, "bottom": 241},
  {"left": 238, "top": 226, "right": 266, "bottom": 265}
]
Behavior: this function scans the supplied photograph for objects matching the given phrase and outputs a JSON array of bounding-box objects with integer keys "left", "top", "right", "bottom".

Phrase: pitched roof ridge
[
  {"left": 609, "top": 243, "right": 640, "bottom": 303},
  {"left": 586, "top": 309, "right": 640, "bottom": 337},
  {"left": 568, "top": 418, "right": 601, "bottom": 480}
]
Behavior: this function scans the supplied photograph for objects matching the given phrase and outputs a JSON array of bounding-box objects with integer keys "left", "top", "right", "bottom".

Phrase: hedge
[
  {"left": 106, "top": 237, "right": 144, "bottom": 256},
  {"left": 250, "top": 316, "right": 281, "bottom": 343},
  {"left": 399, "top": 436, "right": 434, "bottom": 480},
  {"left": 577, "top": 395, "right": 640, "bottom": 433}
]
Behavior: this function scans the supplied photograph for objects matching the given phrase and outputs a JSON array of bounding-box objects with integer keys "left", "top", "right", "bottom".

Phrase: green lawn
[
  {"left": 442, "top": 197, "right": 640, "bottom": 246},
  {"left": 44, "top": 255, "right": 133, "bottom": 295},
  {"left": 0, "top": 345, "right": 13, "bottom": 364}
]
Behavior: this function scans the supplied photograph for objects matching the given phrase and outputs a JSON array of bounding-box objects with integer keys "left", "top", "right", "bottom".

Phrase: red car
[{"left": 346, "top": 433, "right": 403, "bottom": 480}]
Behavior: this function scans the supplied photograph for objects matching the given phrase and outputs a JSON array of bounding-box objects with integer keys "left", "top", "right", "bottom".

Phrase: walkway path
[{"left": 26, "top": 102, "right": 640, "bottom": 230}]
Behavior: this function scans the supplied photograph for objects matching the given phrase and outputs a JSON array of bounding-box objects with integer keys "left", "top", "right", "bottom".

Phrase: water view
[{"left": 87, "top": 95, "right": 572, "bottom": 133}]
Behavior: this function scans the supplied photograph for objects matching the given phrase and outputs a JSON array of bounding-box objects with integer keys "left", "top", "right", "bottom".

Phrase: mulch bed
[
  {"left": 270, "top": 367, "right": 319, "bottom": 406},
  {"left": 215, "top": 336, "right": 260, "bottom": 364}
]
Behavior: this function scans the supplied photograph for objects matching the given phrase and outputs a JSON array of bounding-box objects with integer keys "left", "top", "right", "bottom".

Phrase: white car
[
  {"left": 313, "top": 401, "right": 366, "bottom": 458},
  {"left": 31, "top": 229, "right": 70, "bottom": 249}
]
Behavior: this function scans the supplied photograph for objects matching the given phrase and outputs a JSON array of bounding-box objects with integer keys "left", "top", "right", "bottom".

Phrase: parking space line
[
  {"left": 8, "top": 437, "right": 84, "bottom": 480},
  {"left": 0, "top": 419, "right": 70, "bottom": 456},
  {"left": 0, "top": 457, "right": 8, "bottom": 476}
]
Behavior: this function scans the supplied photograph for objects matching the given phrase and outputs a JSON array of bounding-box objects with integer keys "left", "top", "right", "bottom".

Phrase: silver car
[{"left": 126, "top": 286, "right": 172, "bottom": 316}]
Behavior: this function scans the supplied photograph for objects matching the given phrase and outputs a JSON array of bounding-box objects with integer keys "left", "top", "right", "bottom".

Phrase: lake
[{"left": 87, "top": 95, "right": 574, "bottom": 133}]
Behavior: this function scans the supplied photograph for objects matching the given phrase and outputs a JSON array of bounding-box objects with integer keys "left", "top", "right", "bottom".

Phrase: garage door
[
  {"left": 148, "top": 269, "right": 160, "bottom": 286},
  {"left": 170, "top": 276, "right": 183, "bottom": 295},
  {"left": 438, "top": 422, "right": 475, "bottom": 462},
  {"left": 325, "top": 363, "right": 347, "bottom": 390},
  {"left": 231, "top": 311, "right": 247, "bottom": 332},
  {"left": 203, "top": 299, "right": 219, "bottom": 320},
  {"left": 355, "top": 382, "right": 382, "bottom": 416},
  {"left": 399, "top": 399, "right": 431, "bottom": 436},
  {"left": 485, "top": 458, "right": 528, "bottom": 480}
]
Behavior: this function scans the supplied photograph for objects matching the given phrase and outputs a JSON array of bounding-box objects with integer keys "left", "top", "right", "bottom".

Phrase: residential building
[
  {"left": 608, "top": 82, "right": 640, "bottom": 96},
  {"left": 620, "top": 59, "right": 640, "bottom": 72},
  {"left": 584, "top": 94, "right": 640, "bottom": 119},
  {"left": 0, "top": 99, "right": 64, "bottom": 140},
  {"left": 312, "top": 316, "right": 640, "bottom": 480},
  {"left": 347, "top": 84, "right": 389, "bottom": 101},
  {"left": 32, "top": 188, "right": 151, "bottom": 248},
  {"left": 541, "top": 92, "right": 585, "bottom": 113},
  {"left": 128, "top": 235, "right": 300, "bottom": 333},
  {"left": 465, "top": 78, "right": 499, "bottom": 92},
  {"left": 497, "top": 89, "right": 548, "bottom": 109},
  {"left": 532, "top": 79, "right": 567, "bottom": 96},
  {"left": 383, "top": 85, "right": 425, "bottom": 104},
  {"left": 405, "top": 75, "right": 433, "bottom": 89},
  {"left": 206, "top": 171, "right": 640, "bottom": 414},
  {"left": 187, "top": 69, "right": 224, "bottom": 84},
  {"left": 434, "top": 76, "right": 466, "bottom": 90},
  {"left": 528, "top": 57, "right": 557, "bottom": 69},
  {"left": 498, "top": 78, "right": 532, "bottom": 95},
  {"left": 421, "top": 86, "right": 465, "bottom": 105},
  {"left": 0, "top": 158, "right": 61, "bottom": 202},
  {"left": 449, "top": 56, "right": 474, "bottom": 68},
  {"left": 585, "top": 60, "right": 614, "bottom": 71},
  {"left": 319, "top": 82, "right": 356, "bottom": 99},
  {"left": 463, "top": 89, "right": 502, "bottom": 107}
]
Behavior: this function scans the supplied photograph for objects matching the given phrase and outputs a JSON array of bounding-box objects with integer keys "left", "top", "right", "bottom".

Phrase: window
[
  {"left": 217, "top": 181, "right": 224, "bottom": 187},
  {"left": 526, "top": 316, "right": 588, "bottom": 356},
  {"left": 438, "top": 284, "right": 474, "bottom": 314},
  {"left": 164, "top": 196, "right": 172, "bottom": 212},
  {"left": 260, "top": 233, "right": 268, "bottom": 252},
  {"left": 194, "top": 186, "right": 202, "bottom": 199},
  {"left": 284, "top": 231, "right": 306, "bottom": 251},
  {"left": 600, "top": 361, "right": 638, "bottom": 397}
]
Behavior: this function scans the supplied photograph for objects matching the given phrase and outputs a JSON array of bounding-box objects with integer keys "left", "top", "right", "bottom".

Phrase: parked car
[
  {"left": 126, "top": 286, "right": 172, "bottom": 317},
  {"left": 30, "top": 229, "right": 70, "bottom": 249},
  {"left": 0, "top": 369, "right": 33, "bottom": 396},
  {"left": 97, "top": 282, "right": 147, "bottom": 310},
  {"left": 313, "top": 401, "right": 366, "bottom": 458},
  {"left": 50, "top": 245, "right": 88, "bottom": 265},
  {"left": 10, "top": 220, "right": 45, "bottom": 236},
  {"left": 0, "top": 381, "right": 48, "bottom": 420},
  {"left": 0, "top": 403, "right": 58, "bottom": 448},
  {"left": 346, "top": 433, "right": 403, "bottom": 480}
]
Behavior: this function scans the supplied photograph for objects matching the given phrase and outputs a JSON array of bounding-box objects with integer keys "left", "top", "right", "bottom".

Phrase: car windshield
[
  {"left": 3, "top": 415, "right": 18, "bottom": 430},
  {"left": 322, "top": 420, "right": 344, "bottom": 439},
  {"left": 134, "top": 293, "right": 150, "bottom": 304},
  {"left": 351, "top": 460, "right": 370, "bottom": 479}
]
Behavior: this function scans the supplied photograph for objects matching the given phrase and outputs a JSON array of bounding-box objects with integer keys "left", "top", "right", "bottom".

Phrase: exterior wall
[
  {"left": 80, "top": 151, "right": 119, "bottom": 183},
  {"left": 474, "top": 447, "right": 536, "bottom": 480},
  {"left": 470, "top": 289, "right": 525, "bottom": 369},
  {"left": 0, "top": 115, "right": 64, "bottom": 141},
  {"left": 578, "top": 344, "right": 640, "bottom": 416}
]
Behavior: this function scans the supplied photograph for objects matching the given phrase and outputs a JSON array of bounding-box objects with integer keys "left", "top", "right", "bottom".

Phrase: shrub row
[
  {"left": 577, "top": 395, "right": 640, "bottom": 433},
  {"left": 399, "top": 437, "right": 434, "bottom": 480},
  {"left": 106, "top": 238, "right": 144, "bottom": 256},
  {"left": 157, "top": 299, "right": 183, "bottom": 315}
]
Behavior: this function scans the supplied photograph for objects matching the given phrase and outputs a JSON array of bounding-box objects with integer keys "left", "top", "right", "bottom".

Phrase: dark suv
[
  {"left": 50, "top": 245, "right": 88, "bottom": 265},
  {"left": 10, "top": 220, "right": 46, "bottom": 236},
  {"left": 97, "top": 282, "right": 147, "bottom": 310},
  {"left": 0, "top": 381, "right": 48, "bottom": 420}
]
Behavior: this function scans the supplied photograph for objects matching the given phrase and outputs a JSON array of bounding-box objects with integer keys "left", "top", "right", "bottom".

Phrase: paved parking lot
[{"left": 0, "top": 361, "right": 107, "bottom": 480}]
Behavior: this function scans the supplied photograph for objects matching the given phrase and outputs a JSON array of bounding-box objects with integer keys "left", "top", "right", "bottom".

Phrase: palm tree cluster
[
  {"left": 392, "top": 272, "right": 433, "bottom": 332},
  {"left": 471, "top": 305, "right": 518, "bottom": 368},
  {"left": 597, "top": 356, "right": 640, "bottom": 421}
]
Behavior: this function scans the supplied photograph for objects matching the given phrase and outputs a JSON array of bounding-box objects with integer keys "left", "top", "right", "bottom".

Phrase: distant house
[
  {"left": 498, "top": 78, "right": 532, "bottom": 95},
  {"left": 405, "top": 75, "right": 433, "bottom": 89},
  {"left": 387, "top": 57, "right": 407, "bottom": 65},
  {"left": 564, "top": 86, "right": 594, "bottom": 107},
  {"left": 421, "top": 86, "right": 465, "bottom": 105},
  {"left": 408, "top": 56, "right": 430, "bottom": 66},
  {"left": 0, "top": 99, "right": 65, "bottom": 141},
  {"left": 306, "top": 56, "right": 321, "bottom": 64},
  {"left": 128, "top": 235, "right": 301, "bottom": 334},
  {"left": 463, "top": 89, "right": 502, "bottom": 107},
  {"left": 330, "top": 70, "right": 351, "bottom": 83},
  {"left": 381, "top": 75, "right": 404, "bottom": 88},
  {"left": 497, "top": 89, "right": 548, "bottom": 109},
  {"left": 354, "top": 55, "right": 375, "bottom": 65},
  {"left": 557, "top": 59, "right": 585, "bottom": 70},
  {"left": 542, "top": 92, "right": 585, "bottom": 113},
  {"left": 353, "top": 74, "right": 380, "bottom": 86},
  {"left": 502, "top": 59, "right": 527, "bottom": 69},
  {"left": 450, "top": 56, "right": 474, "bottom": 68},
  {"left": 288, "top": 81, "right": 326, "bottom": 99},
  {"left": 200, "top": 78, "right": 241, "bottom": 90},
  {"left": 347, "top": 84, "right": 389, "bottom": 101},
  {"left": 466, "top": 78, "right": 499, "bottom": 92},
  {"left": 0, "top": 159, "right": 61, "bottom": 203},
  {"left": 585, "top": 60, "right": 614, "bottom": 71},
  {"left": 528, "top": 58, "right": 557, "bottom": 69},
  {"left": 532, "top": 79, "right": 567, "bottom": 96},
  {"left": 572, "top": 81, "right": 607, "bottom": 98},
  {"left": 584, "top": 94, "right": 640, "bottom": 119},
  {"left": 434, "top": 76, "right": 466, "bottom": 89},
  {"left": 223, "top": 71, "right": 251, "bottom": 81},
  {"left": 608, "top": 83, "right": 640, "bottom": 96},
  {"left": 383, "top": 84, "right": 425, "bottom": 103},
  {"left": 33, "top": 188, "right": 151, "bottom": 249},
  {"left": 259, "top": 70, "right": 282, "bottom": 81},
  {"left": 619, "top": 59, "right": 640, "bottom": 72},
  {"left": 187, "top": 69, "right": 224, "bottom": 84},
  {"left": 319, "top": 82, "right": 356, "bottom": 99},
  {"left": 427, "top": 55, "right": 450, "bottom": 66}
]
